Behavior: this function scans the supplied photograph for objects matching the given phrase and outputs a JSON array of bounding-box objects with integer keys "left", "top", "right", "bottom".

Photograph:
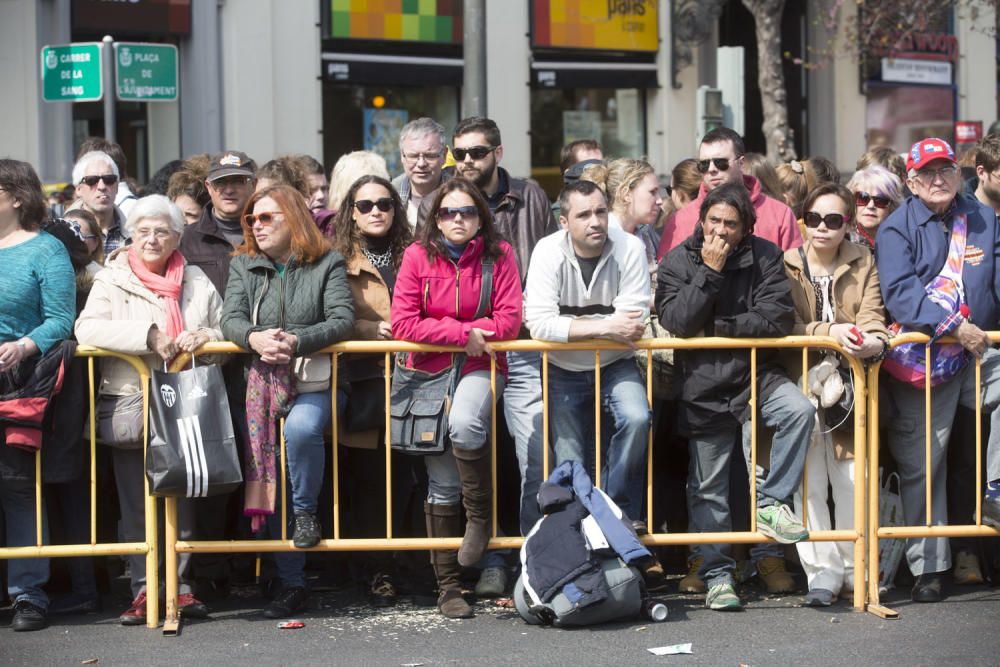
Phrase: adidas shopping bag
[{"left": 147, "top": 362, "right": 242, "bottom": 498}]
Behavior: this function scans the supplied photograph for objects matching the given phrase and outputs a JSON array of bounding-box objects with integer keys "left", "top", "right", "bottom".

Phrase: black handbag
[
  {"left": 389, "top": 257, "right": 494, "bottom": 456},
  {"left": 146, "top": 360, "right": 243, "bottom": 497},
  {"left": 344, "top": 375, "right": 386, "bottom": 433}
]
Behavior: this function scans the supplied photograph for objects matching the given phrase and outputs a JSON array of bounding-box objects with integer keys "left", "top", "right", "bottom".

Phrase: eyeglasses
[
  {"left": 242, "top": 212, "right": 283, "bottom": 227},
  {"left": 696, "top": 157, "right": 737, "bottom": 173},
  {"left": 803, "top": 211, "right": 847, "bottom": 230},
  {"left": 80, "top": 174, "right": 119, "bottom": 187},
  {"left": 133, "top": 227, "right": 174, "bottom": 241},
  {"left": 402, "top": 151, "right": 443, "bottom": 163},
  {"left": 354, "top": 198, "right": 393, "bottom": 214},
  {"left": 855, "top": 192, "right": 891, "bottom": 209},
  {"left": 210, "top": 176, "right": 252, "bottom": 189},
  {"left": 914, "top": 164, "right": 958, "bottom": 182},
  {"left": 436, "top": 205, "right": 478, "bottom": 222},
  {"left": 452, "top": 146, "right": 496, "bottom": 162}
]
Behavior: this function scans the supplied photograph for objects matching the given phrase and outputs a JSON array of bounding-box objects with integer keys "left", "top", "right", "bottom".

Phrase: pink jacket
[
  {"left": 656, "top": 174, "right": 803, "bottom": 260},
  {"left": 391, "top": 237, "right": 523, "bottom": 377}
]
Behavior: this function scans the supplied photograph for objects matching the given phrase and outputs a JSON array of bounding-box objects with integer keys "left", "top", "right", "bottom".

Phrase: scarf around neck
[{"left": 128, "top": 247, "right": 185, "bottom": 338}]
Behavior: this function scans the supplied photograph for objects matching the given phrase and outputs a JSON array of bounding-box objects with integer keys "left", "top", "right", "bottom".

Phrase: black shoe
[
  {"left": 263, "top": 586, "right": 308, "bottom": 619},
  {"left": 48, "top": 592, "right": 101, "bottom": 615},
  {"left": 292, "top": 512, "right": 321, "bottom": 548},
  {"left": 911, "top": 573, "right": 944, "bottom": 603},
  {"left": 177, "top": 593, "right": 210, "bottom": 619},
  {"left": 984, "top": 494, "right": 1000, "bottom": 530},
  {"left": 369, "top": 573, "right": 397, "bottom": 608},
  {"left": 11, "top": 600, "right": 48, "bottom": 632}
]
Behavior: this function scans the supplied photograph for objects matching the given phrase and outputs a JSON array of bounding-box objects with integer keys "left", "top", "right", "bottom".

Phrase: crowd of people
[{"left": 2, "top": 117, "right": 1000, "bottom": 632}]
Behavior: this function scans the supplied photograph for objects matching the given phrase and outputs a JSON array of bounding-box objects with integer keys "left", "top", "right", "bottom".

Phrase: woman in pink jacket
[{"left": 391, "top": 177, "right": 522, "bottom": 619}]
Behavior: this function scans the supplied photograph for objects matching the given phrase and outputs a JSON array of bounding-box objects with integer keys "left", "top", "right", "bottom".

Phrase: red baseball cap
[{"left": 906, "top": 138, "right": 956, "bottom": 172}]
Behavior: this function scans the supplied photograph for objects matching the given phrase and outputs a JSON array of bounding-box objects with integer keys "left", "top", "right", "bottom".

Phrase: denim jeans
[
  {"left": 885, "top": 347, "right": 1000, "bottom": 576},
  {"left": 264, "top": 388, "right": 343, "bottom": 588},
  {"left": 0, "top": 479, "right": 49, "bottom": 609},
  {"left": 688, "top": 378, "right": 813, "bottom": 586},
  {"left": 502, "top": 351, "right": 545, "bottom": 535},
  {"left": 549, "top": 357, "right": 651, "bottom": 520},
  {"left": 424, "top": 371, "right": 504, "bottom": 505}
]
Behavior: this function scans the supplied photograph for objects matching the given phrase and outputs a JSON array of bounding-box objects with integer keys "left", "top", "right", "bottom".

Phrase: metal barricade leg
[{"left": 162, "top": 497, "right": 180, "bottom": 635}]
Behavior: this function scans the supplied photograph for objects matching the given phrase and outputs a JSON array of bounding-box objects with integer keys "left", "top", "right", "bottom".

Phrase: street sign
[
  {"left": 114, "top": 42, "right": 178, "bottom": 102},
  {"left": 40, "top": 43, "right": 103, "bottom": 102}
]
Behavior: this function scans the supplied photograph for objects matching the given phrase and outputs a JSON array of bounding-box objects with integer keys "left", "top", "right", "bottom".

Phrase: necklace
[{"left": 362, "top": 246, "right": 393, "bottom": 268}]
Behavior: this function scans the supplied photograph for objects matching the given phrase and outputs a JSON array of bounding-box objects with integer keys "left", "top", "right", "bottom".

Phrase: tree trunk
[{"left": 742, "top": 0, "right": 798, "bottom": 162}]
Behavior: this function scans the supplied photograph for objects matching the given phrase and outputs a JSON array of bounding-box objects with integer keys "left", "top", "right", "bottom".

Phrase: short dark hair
[
  {"left": 976, "top": 133, "right": 1000, "bottom": 173},
  {"left": 296, "top": 154, "right": 325, "bottom": 177},
  {"left": 453, "top": 116, "right": 502, "bottom": 147},
  {"left": 699, "top": 182, "right": 756, "bottom": 233},
  {"left": 143, "top": 159, "right": 184, "bottom": 196},
  {"left": 557, "top": 179, "right": 606, "bottom": 218},
  {"left": 257, "top": 157, "right": 311, "bottom": 200},
  {"left": 700, "top": 127, "right": 746, "bottom": 157},
  {"left": 329, "top": 175, "right": 412, "bottom": 269},
  {"left": 0, "top": 158, "right": 47, "bottom": 230},
  {"left": 560, "top": 139, "right": 601, "bottom": 174},
  {"left": 417, "top": 177, "right": 504, "bottom": 263},
  {"left": 800, "top": 182, "right": 855, "bottom": 228},
  {"left": 77, "top": 137, "right": 128, "bottom": 177}
]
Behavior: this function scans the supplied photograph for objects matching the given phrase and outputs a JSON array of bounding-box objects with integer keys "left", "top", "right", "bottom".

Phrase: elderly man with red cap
[{"left": 875, "top": 137, "right": 1000, "bottom": 603}]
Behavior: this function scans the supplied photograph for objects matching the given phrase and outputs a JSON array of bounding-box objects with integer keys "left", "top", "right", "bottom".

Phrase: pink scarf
[{"left": 128, "top": 247, "right": 185, "bottom": 338}]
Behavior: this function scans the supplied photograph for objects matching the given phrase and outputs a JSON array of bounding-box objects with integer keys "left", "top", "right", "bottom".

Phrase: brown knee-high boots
[
  {"left": 452, "top": 446, "right": 492, "bottom": 568},
  {"left": 423, "top": 501, "right": 473, "bottom": 619}
]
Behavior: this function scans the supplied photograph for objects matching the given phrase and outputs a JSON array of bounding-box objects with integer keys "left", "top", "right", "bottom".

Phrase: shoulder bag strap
[{"left": 473, "top": 257, "right": 495, "bottom": 320}]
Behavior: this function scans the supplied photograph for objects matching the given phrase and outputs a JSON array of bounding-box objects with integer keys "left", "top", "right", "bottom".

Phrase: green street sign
[
  {"left": 41, "top": 43, "right": 103, "bottom": 102},
  {"left": 115, "top": 42, "right": 178, "bottom": 102}
]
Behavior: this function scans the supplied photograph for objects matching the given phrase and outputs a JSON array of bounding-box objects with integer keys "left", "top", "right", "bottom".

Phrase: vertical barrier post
[
  {"left": 142, "top": 382, "right": 160, "bottom": 628},
  {"left": 749, "top": 347, "right": 757, "bottom": 533},
  {"left": 88, "top": 357, "right": 98, "bottom": 546},
  {"left": 645, "top": 346, "right": 654, "bottom": 532},
  {"left": 280, "top": 419, "right": 287, "bottom": 541},
  {"left": 848, "top": 356, "right": 867, "bottom": 611},
  {"left": 491, "top": 355, "right": 498, "bottom": 538},
  {"left": 976, "top": 360, "right": 983, "bottom": 526},
  {"left": 800, "top": 347, "right": 809, "bottom": 528},
  {"left": 331, "top": 354, "right": 340, "bottom": 540},
  {"left": 594, "top": 350, "right": 602, "bottom": 488},
  {"left": 35, "top": 453, "right": 42, "bottom": 546},
  {"left": 542, "top": 351, "right": 550, "bottom": 478},
  {"left": 163, "top": 497, "right": 179, "bottom": 634},
  {"left": 384, "top": 352, "right": 393, "bottom": 539}
]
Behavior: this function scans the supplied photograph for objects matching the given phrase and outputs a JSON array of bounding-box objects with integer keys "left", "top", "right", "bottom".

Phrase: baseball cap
[
  {"left": 207, "top": 151, "right": 256, "bottom": 181},
  {"left": 563, "top": 158, "right": 604, "bottom": 184},
  {"left": 906, "top": 138, "right": 956, "bottom": 172}
]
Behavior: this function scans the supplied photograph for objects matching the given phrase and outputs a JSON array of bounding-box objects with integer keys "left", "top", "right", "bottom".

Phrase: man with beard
[
  {"left": 418, "top": 116, "right": 559, "bottom": 597},
  {"left": 974, "top": 133, "right": 1000, "bottom": 217},
  {"left": 70, "top": 150, "right": 128, "bottom": 257}
]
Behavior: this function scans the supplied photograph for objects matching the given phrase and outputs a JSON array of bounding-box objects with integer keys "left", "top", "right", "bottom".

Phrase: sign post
[{"left": 102, "top": 35, "right": 116, "bottom": 142}]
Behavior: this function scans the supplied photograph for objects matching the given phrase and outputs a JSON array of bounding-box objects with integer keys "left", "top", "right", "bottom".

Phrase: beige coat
[
  {"left": 75, "top": 248, "right": 224, "bottom": 396},
  {"left": 782, "top": 240, "right": 889, "bottom": 458}
]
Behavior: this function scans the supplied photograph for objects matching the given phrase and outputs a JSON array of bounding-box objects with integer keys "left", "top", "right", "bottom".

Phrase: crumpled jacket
[
  {"left": 221, "top": 250, "right": 355, "bottom": 355},
  {"left": 656, "top": 174, "right": 803, "bottom": 260},
  {"left": 656, "top": 225, "right": 796, "bottom": 436},
  {"left": 179, "top": 203, "right": 239, "bottom": 295},
  {"left": 75, "top": 249, "right": 225, "bottom": 397},
  {"left": 390, "top": 237, "right": 522, "bottom": 378}
]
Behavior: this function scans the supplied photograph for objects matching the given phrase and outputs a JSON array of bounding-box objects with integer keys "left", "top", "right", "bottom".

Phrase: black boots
[
  {"left": 453, "top": 446, "right": 492, "bottom": 568},
  {"left": 424, "top": 501, "right": 473, "bottom": 619}
]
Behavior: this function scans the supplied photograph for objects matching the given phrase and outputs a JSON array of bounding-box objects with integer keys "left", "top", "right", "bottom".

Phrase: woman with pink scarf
[{"left": 76, "top": 194, "right": 224, "bottom": 625}]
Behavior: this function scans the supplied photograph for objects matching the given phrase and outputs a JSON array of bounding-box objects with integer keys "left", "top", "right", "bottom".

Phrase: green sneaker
[
  {"left": 756, "top": 503, "right": 808, "bottom": 544},
  {"left": 706, "top": 582, "right": 743, "bottom": 611}
]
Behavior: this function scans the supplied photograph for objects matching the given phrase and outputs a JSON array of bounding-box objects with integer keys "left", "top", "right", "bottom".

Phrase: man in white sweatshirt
[{"left": 524, "top": 179, "right": 652, "bottom": 526}]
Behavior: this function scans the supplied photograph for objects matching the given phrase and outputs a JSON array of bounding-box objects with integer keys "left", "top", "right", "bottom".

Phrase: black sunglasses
[
  {"left": 803, "top": 211, "right": 847, "bottom": 230},
  {"left": 855, "top": 192, "right": 891, "bottom": 209},
  {"left": 80, "top": 174, "right": 119, "bottom": 187},
  {"left": 696, "top": 157, "right": 734, "bottom": 173},
  {"left": 354, "top": 198, "right": 393, "bottom": 214},
  {"left": 452, "top": 146, "right": 496, "bottom": 161}
]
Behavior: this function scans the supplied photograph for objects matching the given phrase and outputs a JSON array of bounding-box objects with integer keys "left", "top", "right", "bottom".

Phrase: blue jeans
[
  {"left": 503, "top": 351, "right": 545, "bottom": 535},
  {"left": 264, "top": 388, "right": 342, "bottom": 588},
  {"left": 549, "top": 357, "right": 651, "bottom": 520},
  {"left": 688, "top": 378, "right": 814, "bottom": 586},
  {"left": 0, "top": 480, "right": 49, "bottom": 609}
]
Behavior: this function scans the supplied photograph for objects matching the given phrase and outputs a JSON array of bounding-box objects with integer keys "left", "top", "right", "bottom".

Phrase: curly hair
[
  {"left": 416, "top": 177, "right": 505, "bottom": 263},
  {"left": 329, "top": 175, "right": 412, "bottom": 269}
]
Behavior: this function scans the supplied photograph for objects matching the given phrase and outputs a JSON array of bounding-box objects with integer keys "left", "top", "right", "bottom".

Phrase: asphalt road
[{"left": 3, "top": 576, "right": 998, "bottom": 666}]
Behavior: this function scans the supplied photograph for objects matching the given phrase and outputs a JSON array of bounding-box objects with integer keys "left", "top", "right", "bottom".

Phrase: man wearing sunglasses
[
  {"left": 656, "top": 127, "right": 802, "bottom": 259},
  {"left": 71, "top": 150, "right": 127, "bottom": 258},
  {"left": 875, "top": 137, "right": 1000, "bottom": 602},
  {"left": 393, "top": 117, "right": 451, "bottom": 228},
  {"left": 179, "top": 150, "right": 257, "bottom": 295}
]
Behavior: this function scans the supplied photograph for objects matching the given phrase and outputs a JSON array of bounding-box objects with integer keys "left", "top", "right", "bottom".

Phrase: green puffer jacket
[{"left": 222, "top": 250, "right": 354, "bottom": 355}]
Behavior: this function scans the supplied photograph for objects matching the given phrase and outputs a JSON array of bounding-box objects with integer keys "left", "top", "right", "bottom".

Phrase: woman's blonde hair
[{"left": 580, "top": 157, "right": 654, "bottom": 212}]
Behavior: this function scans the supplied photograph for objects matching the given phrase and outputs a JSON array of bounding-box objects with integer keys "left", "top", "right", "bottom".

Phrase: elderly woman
[
  {"left": 0, "top": 159, "right": 75, "bottom": 632},
  {"left": 844, "top": 165, "right": 903, "bottom": 251},
  {"left": 222, "top": 184, "right": 354, "bottom": 619},
  {"left": 391, "top": 178, "right": 522, "bottom": 619},
  {"left": 329, "top": 175, "right": 415, "bottom": 605},
  {"left": 783, "top": 183, "right": 889, "bottom": 606},
  {"left": 76, "top": 194, "right": 224, "bottom": 625}
]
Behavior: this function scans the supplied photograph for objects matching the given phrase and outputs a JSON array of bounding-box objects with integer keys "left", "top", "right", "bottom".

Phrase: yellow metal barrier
[
  {"left": 865, "top": 332, "right": 1000, "bottom": 619},
  {"left": 0, "top": 346, "right": 160, "bottom": 629},
  {"left": 156, "top": 334, "right": 868, "bottom": 632}
]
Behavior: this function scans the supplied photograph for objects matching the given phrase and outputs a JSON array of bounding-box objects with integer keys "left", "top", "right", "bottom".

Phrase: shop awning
[{"left": 321, "top": 53, "right": 463, "bottom": 87}]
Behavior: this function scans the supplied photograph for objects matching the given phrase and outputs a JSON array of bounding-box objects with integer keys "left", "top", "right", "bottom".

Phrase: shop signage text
[
  {"left": 41, "top": 43, "right": 103, "bottom": 102},
  {"left": 114, "top": 42, "right": 178, "bottom": 101},
  {"left": 881, "top": 57, "right": 952, "bottom": 86}
]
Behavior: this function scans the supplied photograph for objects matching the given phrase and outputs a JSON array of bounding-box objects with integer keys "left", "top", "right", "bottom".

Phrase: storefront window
[
  {"left": 865, "top": 84, "right": 955, "bottom": 149},
  {"left": 322, "top": 85, "right": 460, "bottom": 179},
  {"left": 530, "top": 88, "right": 646, "bottom": 198}
]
